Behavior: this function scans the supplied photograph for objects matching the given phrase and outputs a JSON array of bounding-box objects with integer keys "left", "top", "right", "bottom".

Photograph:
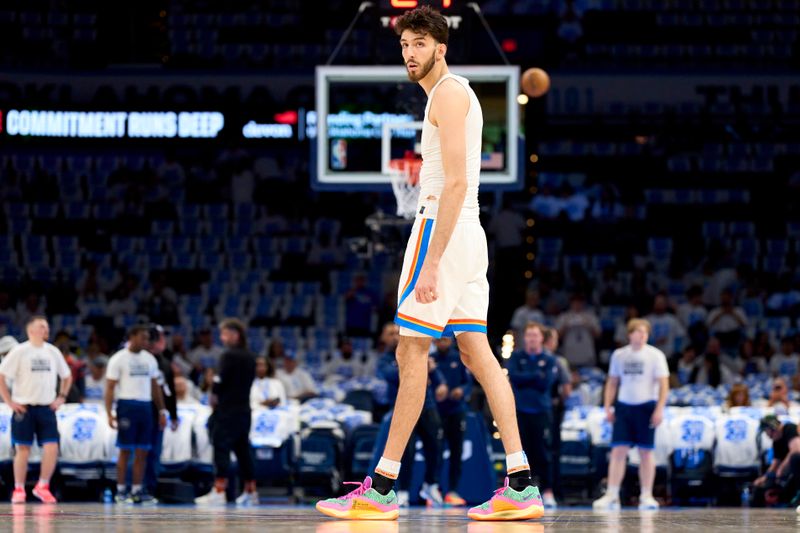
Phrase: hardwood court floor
[{"left": 1, "top": 504, "right": 799, "bottom": 532}]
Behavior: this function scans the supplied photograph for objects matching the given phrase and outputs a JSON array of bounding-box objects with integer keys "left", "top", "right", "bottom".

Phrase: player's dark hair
[
  {"left": 128, "top": 324, "right": 149, "bottom": 339},
  {"left": 394, "top": 5, "right": 448, "bottom": 45},
  {"left": 219, "top": 317, "right": 248, "bottom": 349}
]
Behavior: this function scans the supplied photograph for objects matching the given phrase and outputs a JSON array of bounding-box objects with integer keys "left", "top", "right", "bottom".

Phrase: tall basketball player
[{"left": 316, "top": 6, "right": 543, "bottom": 521}]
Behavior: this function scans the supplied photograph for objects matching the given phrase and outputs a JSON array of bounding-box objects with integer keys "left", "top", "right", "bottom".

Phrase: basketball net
[{"left": 388, "top": 151, "right": 421, "bottom": 220}]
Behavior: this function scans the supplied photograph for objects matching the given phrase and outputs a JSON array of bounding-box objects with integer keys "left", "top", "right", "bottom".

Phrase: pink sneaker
[
  {"left": 316, "top": 476, "right": 400, "bottom": 520},
  {"left": 467, "top": 477, "right": 544, "bottom": 521},
  {"left": 11, "top": 488, "right": 26, "bottom": 504},
  {"left": 32, "top": 483, "right": 57, "bottom": 504}
]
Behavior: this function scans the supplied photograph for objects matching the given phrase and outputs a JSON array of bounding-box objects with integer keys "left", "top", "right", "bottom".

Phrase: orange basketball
[{"left": 521, "top": 68, "right": 550, "bottom": 98}]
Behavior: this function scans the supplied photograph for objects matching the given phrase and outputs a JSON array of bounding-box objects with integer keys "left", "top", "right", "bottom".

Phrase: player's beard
[{"left": 406, "top": 53, "right": 436, "bottom": 82}]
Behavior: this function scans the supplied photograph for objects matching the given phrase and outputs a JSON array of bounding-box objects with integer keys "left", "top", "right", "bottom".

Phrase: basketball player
[
  {"left": 593, "top": 318, "right": 669, "bottom": 510},
  {"left": 317, "top": 6, "right": 543, "bottom": 521},
  {"left": 105, "top": 325, "right": 167, "bottom": 505},
  {"left": 0, "top": 316, "right": 72, "bottom": 504}
]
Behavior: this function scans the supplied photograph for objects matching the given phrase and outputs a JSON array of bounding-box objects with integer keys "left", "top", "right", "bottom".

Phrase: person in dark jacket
[
  {"left": 144, "top": 324, "right": 179, "bottom": 496},
  {"left": 377, "top": 348, "right": 447, "bottom": 507},
  {"left": 433, "top": 336, "right": 473, "bottom": 506},
  {"left": 195, "top": 318, "right": 257, "bottom": 507},
  {"left": 506, "top": 321, "right": 560, "bottom": 509}
]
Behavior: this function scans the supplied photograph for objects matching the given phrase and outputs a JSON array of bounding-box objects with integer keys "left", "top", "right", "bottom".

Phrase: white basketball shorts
[{"left": 394, "top": 215, "right": 489, "bottom": 338}]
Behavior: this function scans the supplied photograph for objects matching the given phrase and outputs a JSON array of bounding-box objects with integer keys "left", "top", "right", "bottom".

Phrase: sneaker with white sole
[
  {"left": 11, "top": 488, "right": 26, "bottom": 504},
  {"left": 543, "top": 493, "right": 557, "bottom": 510},
  {"left": 420, "top": 483, "right": 443, "bottom": 507},
  {"left": 235, "top": 491, "right": 259, "bottom": 507},
  {"left": 195, "top": 489, "right": 227, "bottom": 506},
  {"left": 638, "top": 495, "right": 659, "bottom": 510},
  {"left": 592, "top": 492, "right": 621, "bottom": 511}
]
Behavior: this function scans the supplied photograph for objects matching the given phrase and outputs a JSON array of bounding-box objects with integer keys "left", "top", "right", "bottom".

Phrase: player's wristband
[{"left": 57, "top": 394, "right": 67, "bottom": 400}]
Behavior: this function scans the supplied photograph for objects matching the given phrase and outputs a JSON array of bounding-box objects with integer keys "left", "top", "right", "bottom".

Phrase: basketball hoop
[{"left": 388, "top": 154, "right": 421, "bottom": 220}]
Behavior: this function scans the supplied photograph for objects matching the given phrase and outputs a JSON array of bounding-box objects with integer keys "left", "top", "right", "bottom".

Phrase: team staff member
[
  {"left": 0, "top": 316, "right": 72, "bottom": 504},
  {"left": 593, "top": 318, "right": 669, "bottom": 511},
  {"left": 105, "top": 325, "right": 167, "bottom": 505},
  {"left": 506, "top": 322, "right": 560, "bottom": 509},
  {"left": 144, "top": 324, "right": 179, "bottom": 496},
  {"left": 432, "top": 336, "right": 473, "bottom": 506},
  {"left": 195, "top": 318, "right": 258, "bottom": 507}
]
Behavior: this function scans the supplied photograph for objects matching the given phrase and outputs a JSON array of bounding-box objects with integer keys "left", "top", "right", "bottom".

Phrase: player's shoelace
[{"left": 340, "top": 480, "right": 369, "bottom": 500}]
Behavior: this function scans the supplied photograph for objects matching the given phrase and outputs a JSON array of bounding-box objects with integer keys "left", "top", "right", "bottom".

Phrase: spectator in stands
[
  {"left": 755, "top": 331, "right": 777, "bottom": 361},
  {"left": 691, "top": 340, "right": 735, "bottom": 387},
  {"left": 376, "top": 347, "right": 447, "bottom": 507},
  {"left": 250, "top": 356, "right": 287, "bottom": 410},
  {"left": 555, "top": 293, "right": 601, "bottom": 368},
  {"left": 105, "top": 325, "right": 166, "bottom": 505},
  {"left": 722, "top": 383, "right": 751, "bottom": 412},
  {"left": 145, "top": 324, "right": 179, "bottom": 498},
  {"left": 83, "top": 356, "right": 108, "bottom": 404},
  {"left": 174, "top": 376, "right": 198, "bottom": 405},
  {"left": 675, "top": 345, "right": 698, "bottom": 386},
  {"left": 707, "top": 289, "right": 747, "bottom": 352},
  {"left": 755, "top": 415, "right": 800, "bottom": 507},
  {"left": 266, "top": 338, "right": 287, "bottom": 370},
  {"left": 168, "top": 331, "right": 193, "bottom": 378},
  {"left": 323, "top": 337, "right": 370, "bottom": 383},
  {"left": 140, "top": 273, "right": 179, "bottom": 325},
  {"left": 506, "top": 322, "right": 559, "bottom": 509},
  {"left": 0, "top": 335, "right": 19, "bottom": 367},
  {"left": 544, "top": 327, "right": 571, "bottom": 501},
  {"left": 189, "top": 327, "right": 224, "bottom": 373},
  {"left": 195, "top": 318, "right": 258, "bottom": 507},
  {"left": 432, "top": 336, "right": 472, "bottom": 507},
  {"left": 593, "top": 318, "right": 669, "bottom": 511},
  {"left": 767, "top": 377, "right": 792, "bottom": 412},
  {"left": 344, "top": 273, "right": 378, "bottom": 337},
  {"left": 16, "top": 292, "right": 46, "bottom": 329},
  {"left": 770, "top": 337, "right": 800, "bottom": 377},
  {"left": 276, "top": 351, "right": 318, "bottom": 402},
  {"left": 509, "top": 290, "right": 545, "bottom": 345},
  {"left": 198, "top": 368, "right": 215, "bottom": 405},
  {"left": 55, "top": 332, "right": 84, "bottom": 403},
  {"left": 0, "top": 289, "right": 17, "bottom": 331},
  {"left": 0, "top": 316, "right": 71, "bottom": 504},
  {"left": 645, "top": 293, "right": 685, "bottom": 358},
  {"left": 678, "top": 285, "right": 709, "bottom": 349},
  {"left": 614, "top": 305, "right": 640, "bottom": 348},
  {"left": 737, "top": 338, "right": 768, "bottom": 376},
  {"left": 107, "top": 274, "right": 140, "bottom": 317}
]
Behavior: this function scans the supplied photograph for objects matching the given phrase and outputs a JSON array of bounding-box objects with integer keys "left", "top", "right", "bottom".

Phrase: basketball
[{"left": 521, "top": 67, "right": 550, "bottom": 98}]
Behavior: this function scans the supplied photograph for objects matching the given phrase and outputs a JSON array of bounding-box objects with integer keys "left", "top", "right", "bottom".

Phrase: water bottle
[
  {"left": 103, "top": 488, "right": 113, "bottom": 504},
  {"left": 740, "top": 485, "right": 750, "bottom": 508}
]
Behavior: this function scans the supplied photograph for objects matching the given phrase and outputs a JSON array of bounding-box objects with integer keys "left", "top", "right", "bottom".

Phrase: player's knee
[
  {"left": 15, "top": 445, "right": 31, "bottom": 455},
  {"left": 611, "top": 446, "right": 629, "bottom": 460}
]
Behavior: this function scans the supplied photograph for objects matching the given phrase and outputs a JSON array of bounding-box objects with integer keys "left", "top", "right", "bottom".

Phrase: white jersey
[
  {"left": 713, "top": 414, "right": 760, "bottom": 468},
  {"left": 57, "top": 407, "right": 107, "bottom": 463},
  {"left": 609, "top": 344, "right": 669, "bottom": 405},
  {"left": 0, "top": 341, "right": 70, "bottom": 405},
  {"left": 418, "top": 73, "right": 482, "bottom": 223},
  {"left": 106, "top": 348, "right": 159, "bottom": 402},
  {"left": 161, "top": 405, "right": 196, "bottom": 465}
]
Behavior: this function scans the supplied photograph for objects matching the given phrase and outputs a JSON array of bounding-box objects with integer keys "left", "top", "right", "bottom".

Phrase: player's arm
[
  {"left": 414, "top": 80, "right": 469, "bottom": 304},
  {"left": 603, "top": 376, "right": 619, "bottom": 422},
  {"left": 105, "top": 379, "right": 118, "bottom": 428},
  {"left": 651, "top": 376, "right": 669, "bottom": 427}
]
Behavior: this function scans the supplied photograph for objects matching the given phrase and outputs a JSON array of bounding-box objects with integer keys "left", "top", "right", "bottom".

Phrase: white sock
[
  {"left": 132, "top": 484, "right": 142, "bottom": 494},
  {"left": 505, "top": 451, "right": 530, "bottom": 474},
  {"left": 375, "top": 457, "right": 401, "bottom": 480},
  {"left": 606, "top": 485, "right": 620, "bottom": 498},
  {"left": 117, "top": 484, "right": 126, "bottom": 494},
  {"left": 640, "top": 490, "right": 653, "bottom": 499},
  {"left": 38, "top": 478, "right": 49, "bottom": 486}
]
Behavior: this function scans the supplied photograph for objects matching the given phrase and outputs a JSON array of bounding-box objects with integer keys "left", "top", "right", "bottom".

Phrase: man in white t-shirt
[
  {"left": 645, "top": 294, "right": 685, "bottom": 358},
  {"left": 555, "top": 294, "right": 601, "bottom": 367},
  {"left": 593, "top": 318, "right": 669, "bottom": 511},
  {"left": 276, "top": 352, "right": 318, "bottom": 401},
  {"left": 105, "top": 325, "right": 166, "bottom": 505},
  {"left": 83, "top": 356, "right": 108, "bottom": 404},
  {"left": 0, "top": 316, "right": 72, "bottom": 504}
]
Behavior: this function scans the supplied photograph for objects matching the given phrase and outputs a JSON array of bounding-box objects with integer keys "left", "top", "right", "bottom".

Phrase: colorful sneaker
[
  {"left": 420, "top": 482, "right": 443, "bottom": 507},
  {"left": 444, "top": 491, "right": 467, "bottom": 507},
  {"left": 316, "top": 476, "right": 400, "bottom": 520},
  {"left": 32, "top": 483, "right": 57, "bottom": 504},
  {"left": 115, "top": 491, "right": 132, "bottom": 504},
  {"left": 467, "top": 478, "right": 544, "bottom": 521},
  {"left": 11, "top": 488, "right": 26, "bottom": 504},
  {"left": 133, "top": 492, "right": 158, "bottom": 506}
]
